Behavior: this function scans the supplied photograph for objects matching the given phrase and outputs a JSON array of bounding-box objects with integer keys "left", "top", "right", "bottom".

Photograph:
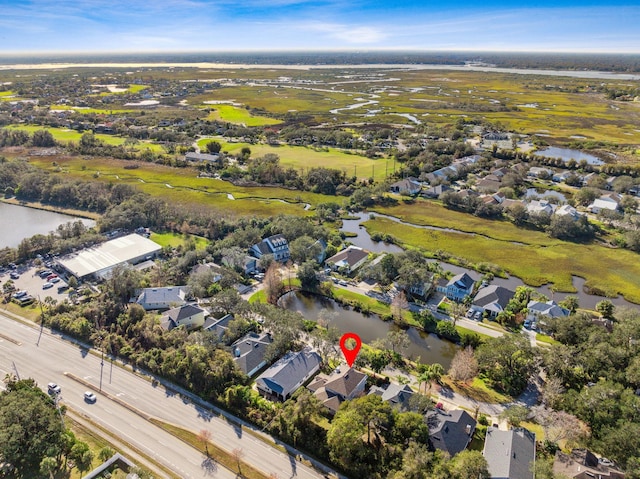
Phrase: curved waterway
[
  {"left": 280, "top": 291, "right": 459, "bottom": 368},
  {"left": 342, "top": 212, "right": 639, "bottom": 310}
]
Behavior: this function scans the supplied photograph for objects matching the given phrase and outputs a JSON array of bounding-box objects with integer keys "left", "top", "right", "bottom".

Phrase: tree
[
  {"left": 499, "top": 405, "right": 529, "bottom": 427},
  {"left": 32, "top": 129, "right": 56, "bottom": 147},
  {"left": 289, "top": 236, "right": 322, "bottom": 264},
  {"left": 69, "top": 441, "right": 94, "bottom": 475},
  {"left": 0, "top": 378, "right": 66, "bottom": 475},
  {"left": 449, "top": 302, "right": 467, "bottom": 326},
  {"left": 198, "top": 429, "right": 212, "bottom": 456},
  {"left": 385, "top": 330, "right": 410, "bottom": 354},
  {"left": 98, "top": 446, "right": 115, "bottom": 462},
  {"left": 448, "top": 347, "right": 479, "bottom": 383},
  {"left": 476, "top": 335, "right": 536, "bottom": 395},
  {"left": 530, "top": 405, "right": 584, "bottom": 446},
  {"left": 418, "top": 363, "right": 444, "bottom": 394},
  {"left": 264, "top": 262, "right": 284, "bottom": 303},
  {"left": 559, "top": 296, "right": 579, "bottom": 314},
  {"left": 450, "top": 450, "right": 490, "bottom": 479},
  {"left": 39, "top": 456, "right": 58, "bottom": 479},
  {"left": 297, "top": 261, "right": 319, "bottom": 291},
  {"left": 205, "top": 140, "right": 222, "bottom": 154},
  {"left": 596, "top": 300, "right": 615, "bottom": 319},
  {"left": 391, "top": 291, "right": 409, "bottom": 322}
]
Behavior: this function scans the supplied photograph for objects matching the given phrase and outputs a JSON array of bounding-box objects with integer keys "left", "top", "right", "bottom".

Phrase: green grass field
[
  {"left": 50, "top": 104, "right": 135, "bottom": 115},
  {"left": 150, "top": 231, "right": 209, "bottom": 250},
  {"left": 205, "top": 105, "right": 282, "bottom": 126},
  {"left": 27, "top": 156, "right": 332, "bottom": 217},
  {"left": 5, "top": 125, "right": 165, "bottom": 152},
  {"left": 197, "top": 137, "right": 391, "bottom": 180}
]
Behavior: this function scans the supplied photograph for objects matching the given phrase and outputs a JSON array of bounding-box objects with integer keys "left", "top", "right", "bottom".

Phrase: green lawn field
[{"left": 205, "top": 105, "right": 282, "bottom": 126}]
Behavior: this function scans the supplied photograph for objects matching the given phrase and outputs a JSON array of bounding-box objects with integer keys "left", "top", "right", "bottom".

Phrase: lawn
[
  {"left": 441, "top": 376, "right": 512, "bottom": 405},
  {"left": 50, "top": 104, "right": 135, "bottom": 115},
  {"left": 150, "top": 231, "right": 209, "bottom": 250},
  {"left": 363, "top": 210, "right": 640, "bottom": 304},
  {"left": 4, "top": 125, "right": 165, "bottom": 152},
  {"left": 205, "top": 105, "right": 282, "bottom": 126},
  {"left": 197, "top": 136, "right": 391, "bottom": 181}
]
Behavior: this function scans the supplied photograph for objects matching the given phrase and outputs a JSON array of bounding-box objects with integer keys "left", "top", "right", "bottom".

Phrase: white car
[
  {"left": 84, "top": 391, "right": 97, "bottom": 403},
  {"left": 42, "top": 282, "right": 54, "bottom": 289},
  {"left": 47, "top": 382, "right": 61, "bottom": 395}
]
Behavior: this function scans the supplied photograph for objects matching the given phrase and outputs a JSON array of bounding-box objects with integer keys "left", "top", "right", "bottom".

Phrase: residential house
[
  {"left": 427, "top": 408, "right": 476, "bottom": 457},
  {"left": 476, "top": 174, "right": 502, "bottom": 193},
  {"left": 483, "top": 427, "right": 536, "bottom": 479},
  {"left": 256, "top": 348, "right": 322, "bottom": 401},
  {"left": 136, "top": 286, "right": 189, "bottom": 311},
  {"left": 588, "top": 193, "right": 622, "bottom": 214},
  {"left": 527, "top": 199, "right": 557, "bottom": 216},
  {"left": 472, "top": 285, "right": 515, "bottom": 318},
  {"left": 553, "top": 449, "right": 625, "bottom": 479},
  {"left": 250, "top": 234, "right": 290, "bottom": 262},
  {"left": 527, "top": 166, "right": 553, "bottom": 178},
  {"left": 437, "top": 273, "right": 476, "bottom": 302},
  {"left": 203, "top": 313, "right": 234, "bottom": 341},
  {"left": 423, "top": 184, "right": 451, "bottom": 199},
  {"left": 404, "top": 273, "right": 435, "bottom": 300},
  {"left": 308, "top": 367, "right": 367, "bottom": 415},
  {"left": 390, "top": 178, "right": 422, "bottom": 195},
  {"left": 555, "top": 204, "right": 582, "bottom": 221},
  {"left": 526, "top": 300, "right": 569, "bottom": 323},
  {"left": 368, "top": 383, "right": 415, "bottom": 411},
  {"left": 159, "top": 304, "right": 208, "bottom": 331},
  {"left": 325, "top": 246, "right": 369, "bottom": 274},
  {"left": 231, "top": 332, "right": 273, "bottom": 377},
  {"left": 191, "top": 262, "right": 223, "bottom": 283},
  {"left": 552, "top": 170, "right": 574, "bottom": 183},
  {"left": 580, "top": 172, "right": 598, "bottom": 186},
  {"left": 185, "top": 152, "right": 220, "bottom": 163}
]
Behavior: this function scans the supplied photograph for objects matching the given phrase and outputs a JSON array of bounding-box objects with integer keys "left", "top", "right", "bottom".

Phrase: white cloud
[{"left": 305, "top": 22, "right": 387, "bottom": 44}]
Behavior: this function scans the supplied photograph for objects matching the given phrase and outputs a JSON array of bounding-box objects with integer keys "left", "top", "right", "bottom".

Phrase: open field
[
  {"left": 26, "top": 155, "right": 332, "bottom": 217},
  {"left": 50, "top": 104, "right": 135, "bottom": 115},
  {"left": 150, "top": 231, "right": 209, "bottom": 250},
  {"left": 205, "top": 105, "right": 282, "bottom": 126},
  {"left": 363, "top": 216, "right": 640, "bottom": 303},
  {"left": 197, "top": 137, "right": 391, "bottom": 180},
  {"left": 5, "top": 124, "right": 166, "bottom": 152}
]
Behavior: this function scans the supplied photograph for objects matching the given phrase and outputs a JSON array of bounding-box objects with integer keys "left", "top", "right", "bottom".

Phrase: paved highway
[{"left": 0, "top": 312, "right": 332, "bottom": 479}]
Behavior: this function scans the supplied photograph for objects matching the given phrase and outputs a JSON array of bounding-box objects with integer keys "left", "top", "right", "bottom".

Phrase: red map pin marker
[{"left": 340, "top": 332, "right": 362, "bottom": 367}]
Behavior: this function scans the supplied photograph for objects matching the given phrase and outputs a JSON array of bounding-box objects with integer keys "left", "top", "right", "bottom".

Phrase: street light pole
[{"left": 99, "top": 336, "right": 104, "bottom": 392}]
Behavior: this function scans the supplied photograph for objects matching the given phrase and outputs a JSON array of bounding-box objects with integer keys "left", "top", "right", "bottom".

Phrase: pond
[
  {"left": 534, "top": 147, "right": 604, "bottom": 166},
  {"left": 0, "top": 202, "right": 96, "bottom": 248},
  {"left": 524, "top": 188, "right": 567, "bottom": 204},
  {"left": 341, "top": 212, "right": 639, "bottom": 311},
  {"left": 280, "top": 291, "right": 459, "bottom": 368}
]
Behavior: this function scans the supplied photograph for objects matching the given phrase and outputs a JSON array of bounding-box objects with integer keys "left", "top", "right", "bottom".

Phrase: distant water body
[{"left": 0, "top": 62, "right": 638, "bottom": 80}]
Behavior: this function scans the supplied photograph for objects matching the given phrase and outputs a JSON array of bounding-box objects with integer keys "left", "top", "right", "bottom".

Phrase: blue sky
[{"left": 0, "top": 0, "right": 639, "bottom": 53}]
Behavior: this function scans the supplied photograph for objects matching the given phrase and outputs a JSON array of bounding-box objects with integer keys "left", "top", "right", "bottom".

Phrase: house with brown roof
[
  {"left": 308, "top": 367, "right": 367, "bottom": 415},
  {"left": 325, "top": 246, "right": 369, "bottom": 274},
  {"left": 553, "top": 449, "right": 625, "bottom": 479}
]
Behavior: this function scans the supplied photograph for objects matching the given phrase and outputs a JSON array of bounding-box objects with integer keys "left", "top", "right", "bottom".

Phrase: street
[{"left": 0, "top": 312, "right": 334, "bottom": 479}]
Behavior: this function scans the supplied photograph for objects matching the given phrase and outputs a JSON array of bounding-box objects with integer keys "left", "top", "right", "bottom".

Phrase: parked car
[
  {"left": 9, "top": 272, "right": 19, "bottom": 280},
  {"left": 84, "top": 391, "right": 97, "bottom": 403},
  {"left": 46, "top": 274, "right": 58, "bottom": 281},
  {"left": 473, "top": 311, "right": 482, "bottom": 320},
  {"left": 523, "top": 320, "right": 532, "bottom": 329},
  {"left": 49, "top": 277, "right": 61, "bottom": 284},
  {"left": 47, "top": 383, "right": 61, "bottom": 395},
  {"left": 42, "top": 282, "right": 54, "bottom": 289},
  {"left": 39, "top": 270, "right": 52, "bottom": 278},
  {"left": 466, "top": 309, "right": 474, "bottom": 318}
]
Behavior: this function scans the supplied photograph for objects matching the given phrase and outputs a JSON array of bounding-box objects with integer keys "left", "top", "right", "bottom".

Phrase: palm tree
[{"left": 419, "top": 363, "right": 445, "bottom": 395}]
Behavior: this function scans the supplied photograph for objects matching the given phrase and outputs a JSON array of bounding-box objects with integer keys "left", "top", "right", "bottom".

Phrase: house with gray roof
[
  {"left": 553, "top": 449, "right": 626, "bottom": 479},
  {"left": 185, "top": 152, "right": 220, "bottom": 163},
  {"left": 427, "top": 408, "right": 476, "bottom": 457},
  {"left": 390, "top": 177, "right": 422, "bottom": 195},
  {"left": 203, "top": 313, "right": 234, "bottom": 342},
  {"left": 231, "top": 332, "right": 273, "bottom": 377},
  {"left": 256, "top": 348, "right": 322, "bottom": 401},
  {"left": 159, "top": 304, "right": 208, "bottom": 331},
  {"left": 250, "top": 234, "right": 290, "bottom": 262},
  {"left": 136, "top": 286, "right": 190, "bottom": 311},
  {"left": 368, "top": 383, "right": 415, "bottom": 410},
  {"left": 437, "top": 272, "right": 476, "bottom": 302},
  {"left": 472, "top": 285, "right": 515, "bottom": 318},
  {"left": 483, "top": 427, "right": 536, "bottom": 479},
  {"left": 526, "top": 300, "right": 569, "bottom": 323},
  {"left": 308, "top": 367, "right": 367, "bottom": 414}
]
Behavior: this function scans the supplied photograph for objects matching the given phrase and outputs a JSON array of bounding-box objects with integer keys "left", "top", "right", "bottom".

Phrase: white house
[
  {"left": 136, "top": 286, "right": 190, "bottom": 311},
  {"left": 588, "top": 193, "right": 622, "bottom": 214},
  {"left": 527, "top": 199, "right": 556, "bottom": 216}
]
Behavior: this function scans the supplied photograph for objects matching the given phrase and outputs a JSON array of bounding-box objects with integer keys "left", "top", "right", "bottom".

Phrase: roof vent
[{"left": 234, "top": 348, "right": 241, "bottom": 358}]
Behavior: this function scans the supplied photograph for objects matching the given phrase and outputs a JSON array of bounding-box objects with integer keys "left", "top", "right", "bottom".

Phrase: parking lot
[{"left": 1, "top": 265, "right": 70, "bottom": 304}]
